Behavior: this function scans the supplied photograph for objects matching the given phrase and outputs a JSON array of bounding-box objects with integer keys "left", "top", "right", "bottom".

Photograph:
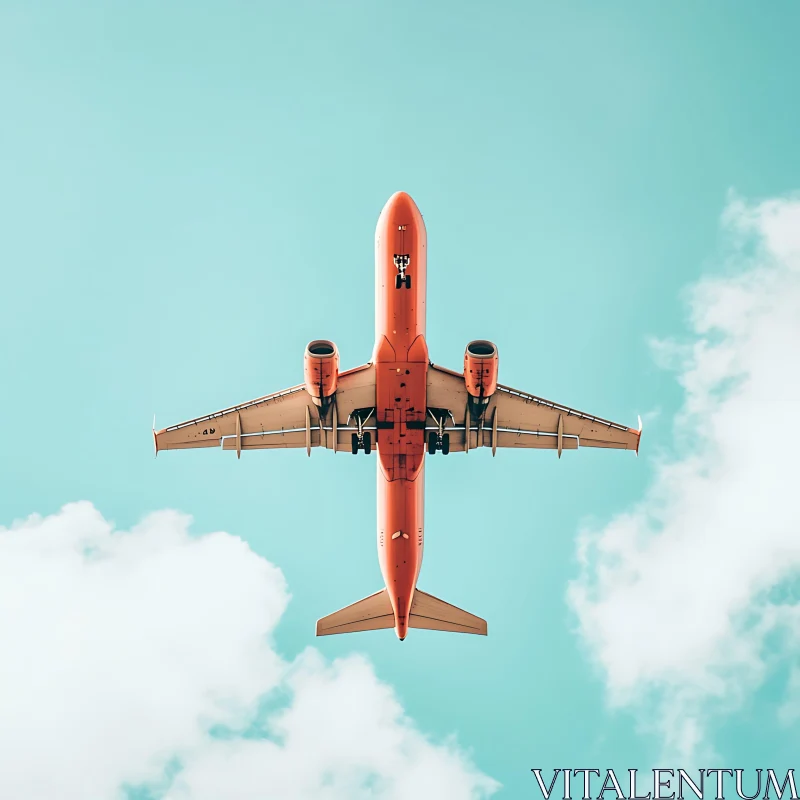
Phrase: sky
[{"left": 1, "top": 2, "right": 800, "bottom": 798}]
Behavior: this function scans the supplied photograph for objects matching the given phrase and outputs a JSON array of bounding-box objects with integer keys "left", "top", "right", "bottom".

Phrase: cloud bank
[
  {"left": 0, "top": 502, "right": 498, "bottom": 800},
  {"left": 569, "top": 193, "right": 800, "bottom": 760}
]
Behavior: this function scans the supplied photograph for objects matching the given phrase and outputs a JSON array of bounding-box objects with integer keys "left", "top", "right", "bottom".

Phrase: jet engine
[
  {"left": 304, "top": 340, "right": 339, "bottom": 407},
  {"left": 464, "top": 340, "right": 498, "bottom": 410}
]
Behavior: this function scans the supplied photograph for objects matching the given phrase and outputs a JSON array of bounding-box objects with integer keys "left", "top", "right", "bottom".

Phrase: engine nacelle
[
  {"left": 304, "top": 340, "right": 339, "bottom": 407},
  {"left": 464, "top": 340, "right": 498, "bottom": 408}
]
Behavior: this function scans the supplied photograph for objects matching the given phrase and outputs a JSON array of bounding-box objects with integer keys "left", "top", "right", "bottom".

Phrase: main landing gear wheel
[
  {"left": 427, "top": 431, "right": 450, "bottom": 455},
  {"left": 351, "top": 432, "right": 372, "bottom": 454},
  {"left": 395, "top": 274, "right": 412, "bottom": 290}
]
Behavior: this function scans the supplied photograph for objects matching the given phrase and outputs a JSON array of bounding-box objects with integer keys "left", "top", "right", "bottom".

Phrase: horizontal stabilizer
[
  {"left": 409, "top": 590, "right": 487, "bottom": 635},
  {"left": 316, "top": 589, "right": 394, "bottom": 636}
]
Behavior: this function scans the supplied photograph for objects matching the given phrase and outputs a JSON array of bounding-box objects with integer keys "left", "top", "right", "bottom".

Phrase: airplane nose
[{"left": 382, "top": 191, "right": 419, "bottom": 219}]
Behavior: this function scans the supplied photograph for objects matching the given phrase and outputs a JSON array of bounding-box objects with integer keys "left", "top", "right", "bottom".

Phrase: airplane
[{"left": 153, "top": 191, "right": 641, "bottom": 641}]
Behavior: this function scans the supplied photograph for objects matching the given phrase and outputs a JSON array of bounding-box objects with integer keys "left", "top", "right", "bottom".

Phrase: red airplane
[{"left": 154, "top": 192, "right": 641, "bottom": 640}]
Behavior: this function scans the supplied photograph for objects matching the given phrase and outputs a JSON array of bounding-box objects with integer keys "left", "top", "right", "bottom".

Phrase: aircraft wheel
[
  {"left": 395, "top": 274, "right": 403, "bottom": 289},
  {"left": 351, "top": 433, "right": 359, "bottom": 455},
  {"left": 441, "top": 433, "right": 450, "bottom": 455},
  {"left": 405, "top": 274, "right": 412, "bottom": 290},
  {"left": 427, "top": 432, "right": 437, "bottom": 455},
  {"left": 363, "top": 432, "right": 372, "bottom": 455}
]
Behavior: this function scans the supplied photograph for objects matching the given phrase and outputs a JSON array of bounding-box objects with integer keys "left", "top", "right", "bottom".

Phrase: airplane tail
[
  {"left": 408, "top": 589, "right": 488, "bottom": 635},
  {"left": 316, "top": 589, "right": 395, "bottom": 636},
  {"left": 315, "top": 588, "right": 487, "bottom": 636}
]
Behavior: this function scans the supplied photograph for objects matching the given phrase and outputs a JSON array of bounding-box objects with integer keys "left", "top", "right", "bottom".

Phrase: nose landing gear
[{"left": 394, "top": 254, "right": 411, "bottom": 289}]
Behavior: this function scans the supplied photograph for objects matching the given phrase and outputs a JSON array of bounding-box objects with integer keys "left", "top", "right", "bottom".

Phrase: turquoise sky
[{"left": 2, "top": 3, "right": 800, "bottom": 797}]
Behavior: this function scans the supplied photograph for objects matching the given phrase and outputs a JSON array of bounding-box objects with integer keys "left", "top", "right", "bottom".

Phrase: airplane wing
[
  {"left": 154, "top": 364, "right": 376, "bottom": 456},
  {"left": 426, "top": 364, "right": 641, "bottom": 456}
]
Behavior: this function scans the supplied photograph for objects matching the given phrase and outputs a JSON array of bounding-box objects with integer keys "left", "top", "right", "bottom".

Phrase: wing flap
[
  {"left": 494, "top": 430, "right": 579, "bottom": 450},
  {"left": 218, "top": 426, "right": 383, "bottom": 453},
  {"left": 221, "top": 430, "right": 320, "bottom": 450},
  {"left": 577, "top": 438, "right": 630, "bottom": 449}
]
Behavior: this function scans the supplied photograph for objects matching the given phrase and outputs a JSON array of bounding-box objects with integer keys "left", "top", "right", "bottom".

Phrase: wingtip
[
  {"left": 636, "top": 414, "right": 643, "bottom": 456},
  {"left": 152, "top": 415, "right": 158, "bottom": 458}
]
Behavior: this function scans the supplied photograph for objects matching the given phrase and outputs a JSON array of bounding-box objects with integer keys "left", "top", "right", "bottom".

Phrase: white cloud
[
  {"left": 568, "top": 192, "right": 800, "bottom": 761},
  {"left": 0, "top": 502, "right": 498, "bottom": 800}
]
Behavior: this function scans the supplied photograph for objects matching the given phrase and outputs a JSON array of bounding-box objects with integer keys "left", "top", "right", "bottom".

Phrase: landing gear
[
  {"left": 427, "top": 430, "right": 450, "bottom": 455},
  {"left": 351, "top": 431, "right": 371, "bottom": 454},
  {"left": 394, "top": 254, "right": 411, "bottom": 289},
  {"left": 350, "top": 409, "right": 374, "bottom": 454},
  {"left": 426, "top": 409, "right": 452, "bottom": 455}
]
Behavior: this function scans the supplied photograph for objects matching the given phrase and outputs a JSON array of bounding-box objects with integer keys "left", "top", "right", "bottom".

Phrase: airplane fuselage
[{"left": 372, "top": 192, "right": 428, "bottom": 640}]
